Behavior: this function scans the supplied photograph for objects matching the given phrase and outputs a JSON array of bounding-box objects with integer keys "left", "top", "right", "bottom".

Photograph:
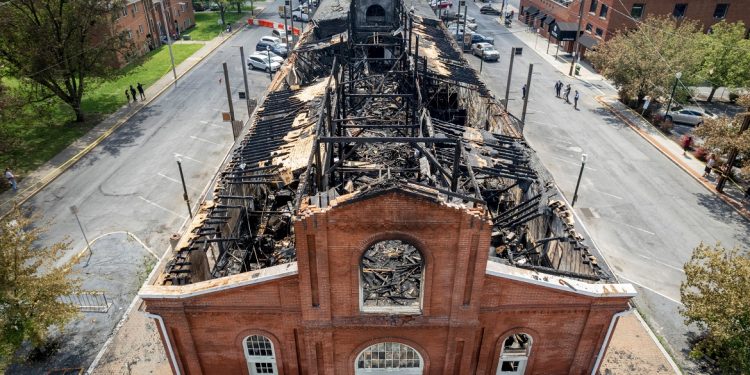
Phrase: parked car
[
  {"left": 291, "top": 7, "right": 309, "bottom": 21},
  {"left": 430, "top": 0, "right": 452, "bottom": 9},
  {"left": 471, "top": 42, "right": 500, "bottom": 61},
  {"left": 260, "top": 35, "right": 289, "bottom": 49},
  {"left": 192, "top": 2, "right": 206, "bottom": 11},
  {"left": 209, "top": 3, "right": 220, "bottom": 10},
  {"left": 447, "top": 19, "right": 478, "bottom": 31},
  {"left": 479, "top": 5, "right": 501, "bottom": 15},
  {"left": 272, "top": 28, "right": 292, "bottom": 40},
  {"left": 447, "top": 25, "right": 467, "bottom": 36},
  {"left": 247, "top": 54, "right": 281, "bottom": 72},
  {"left": 657, "top": 106, "right": 718, "bottom": 126},
  {"left": 468, "top": 33, "right": 494, "bottom": 45},
  {"left": 249, "top": 50, "right": 284, "bottom": 65},
  {"left": 255, "top": 40, "right": 288, "bottom": 58}
]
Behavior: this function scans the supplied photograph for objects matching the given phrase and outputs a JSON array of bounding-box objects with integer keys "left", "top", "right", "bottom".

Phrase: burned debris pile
[{"left": 361, "top": 240, "right": 423, "bottom": 308}]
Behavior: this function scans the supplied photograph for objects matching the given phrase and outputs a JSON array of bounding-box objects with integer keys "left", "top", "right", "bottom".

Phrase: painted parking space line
[
  {"left": 604, "top": 219, "right": 656, "bottom": 235},
  {"left": 189, "top": 135, "right": 222, "bottom": 146},
  {"left": 173, "top": 153, "right": 207, "bottom": 165},
  {"left": 589, "top": 187, "right": 624, "bottom": 200},
  {"left": 156, "top": 173, "right": 200, "bottom": 192},
  {"left": 619, "top": 276, "right": 683, "bottom": 305},
  {"left": 138, "top": 195, "right": 188, "bottom": 220}
]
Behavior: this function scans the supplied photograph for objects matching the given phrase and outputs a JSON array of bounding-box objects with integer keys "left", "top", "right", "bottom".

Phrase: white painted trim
[
  {"left": 485, "top": 261, "right": 637, "bottom": 298},
  {"left": 591, "top": 308, "right": 631, "bottom": 375},
  {"left": 139, "top": 262, "right": 298, "bottom": 299},
  {"left": 145, "top": 313, "right": 182, "bottom": 375}
]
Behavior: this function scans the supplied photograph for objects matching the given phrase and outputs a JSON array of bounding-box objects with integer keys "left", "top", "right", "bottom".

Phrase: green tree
[
  {"left": 214, "top": 0, "right": 230, "bottom": 25},
  {"left": 589, "top": 16, "right": 703, "bottom": 105},
  {"left": 694, "top": 95, "right": 750, "bottom": 177},
  {"left": 0, "top": 0, "right": 129, "bottom": 122},
  {"left": 680, "top": 242, "right": 750, "bottom": 374},
  {"left": 0, "top": 208, "right": 80, "bottom": 371},
  {"left": 700, "top": 21, "right": 750, "bottom": 102}
]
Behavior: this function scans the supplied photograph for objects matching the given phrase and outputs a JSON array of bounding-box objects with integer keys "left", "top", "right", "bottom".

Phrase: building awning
[
  {"left": 550, "top": 21, "right": 578, "bottom": 41},
  {"left": 578, "top": 34, "right": 599, "bottom": 49},
  {"left": 537, "top": 13, "right": 548, "bottom": 22},
  {"left": 543, "top": 16, "right": 556, "bottom": 25},
  {"left": 523, "top": 6, "right": 539, "bottom": 15}
]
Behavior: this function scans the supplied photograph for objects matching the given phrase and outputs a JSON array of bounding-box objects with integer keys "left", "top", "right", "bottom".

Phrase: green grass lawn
[
  {"left": 190, "top": 10, "right": 250, "bottom": 41},
  {"left": 0, "top": 43, "right": 203, "bottom": 182}
]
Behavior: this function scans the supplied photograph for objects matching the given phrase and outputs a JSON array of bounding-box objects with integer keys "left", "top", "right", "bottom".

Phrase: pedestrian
[
  {"left": 5, "top": 167, "right": 17, "bottom": 192},
  {"left": 522, "top": 84, "right": 527, "bottom": 99},
  {"left": 555, "top": 81, "right": 562, "bottom": 97},
  {"left": 137, "top": 82, "right": 145, "bottom": 100},
  {"left": 125, "top": 89, "right": 131, "bottom": 103},
  {"left": 703, "top": 154, "right": 716, "bottom": 178},
  {"left": 564, "top": 84, "right": 571, "bottom": 103},
  {"left": 574, "top": 90, "right": 580, "bottom": 109},
  {"left": 681, "top": 135, "right": 692, "bottom": 156},
  {"left": 129, "top": 85, "right": 137, "bottom": 102}
]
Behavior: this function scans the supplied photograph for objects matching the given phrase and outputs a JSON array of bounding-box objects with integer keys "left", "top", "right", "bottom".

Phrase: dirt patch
[{"left": 600, "top": 314, "right": 676, "bottom": 374}]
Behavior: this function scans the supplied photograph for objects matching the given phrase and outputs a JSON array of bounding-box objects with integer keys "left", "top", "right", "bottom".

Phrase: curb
[
  {"left": 0, "top": 8, "right": 264, "bottom": 217},
  {"left": 595, "top": 96, "right": 750, "bottom": 221}
]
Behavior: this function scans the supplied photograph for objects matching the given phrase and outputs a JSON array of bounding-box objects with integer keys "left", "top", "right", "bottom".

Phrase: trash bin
[
  {"left": 575, "top": 64, "right": 581, "bottom": 75},
  {"left": 183, "top": 34, "right": 191, "bottom": 40}
]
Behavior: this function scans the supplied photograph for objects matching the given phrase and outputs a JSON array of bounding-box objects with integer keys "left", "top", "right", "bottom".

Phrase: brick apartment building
[
  {"left": 114, "top": 0, "right": 195, "bottom": 60},
  {"left": 518, "top": 0, "right": 750, "bottom": 58},
  {"left": 139, "top": 0, "right": 636, "bottom": 373}
]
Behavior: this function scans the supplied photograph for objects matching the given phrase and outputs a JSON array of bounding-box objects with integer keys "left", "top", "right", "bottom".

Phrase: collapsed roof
[{"left": 158, "top": 0, "right": 609, "bottom": 287}]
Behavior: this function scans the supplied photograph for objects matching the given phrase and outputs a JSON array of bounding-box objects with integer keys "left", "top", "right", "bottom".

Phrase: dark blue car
[{"left": 256, "top": 40, "right": 288, "bottom": 58}]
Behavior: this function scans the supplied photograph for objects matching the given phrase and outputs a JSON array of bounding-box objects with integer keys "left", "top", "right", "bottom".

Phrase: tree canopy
[
  {"left": 700, "top": 21, "right": 750, "bottom": 102},
  {"left": 694, "top": 95, "right": 750, "bottom": 176},
  {"left": 589, "top": 16, "right": 704, "bottom": 104},
  {"left": 0, "top": 208, "right": 80, "bottom": 371},
  {"left": 680, "top": 242, "right": 750, "bottom": 374},
  {"left": 0, "top": 0, "right": 129, "bottom": 122}
]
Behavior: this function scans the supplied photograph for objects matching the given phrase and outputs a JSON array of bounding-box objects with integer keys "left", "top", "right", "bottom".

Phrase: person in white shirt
[{"left": 5, "top": 168, "right": 17, "bottom": 192}]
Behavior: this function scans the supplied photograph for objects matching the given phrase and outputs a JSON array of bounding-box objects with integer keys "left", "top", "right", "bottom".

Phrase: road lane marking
[
  {"left": 174, "top": 152, "right": 207, "bottom": 165},
  {"left": 653, "top": 259, "right": 685, "bottom": 274},
  {"left": 157, "top": 172, "right": 200, "bottom": 191},
  {"left": 636, "top": 253, "right": 650, "bottom": 260},
  {"left": 619, "top": 276, "right": 683, "bottom": 305},
  {"left": 605, "top": 219, "right": 656, "bottom": 235},
  {"left": 138, "top": 195, "right": 188, "bottom": 220},
  {"left": 189, "top": 135, "right": 221, "bottom": 146},
  {"left": 589, "top": 187, "right": 624, "bottom": 200}
]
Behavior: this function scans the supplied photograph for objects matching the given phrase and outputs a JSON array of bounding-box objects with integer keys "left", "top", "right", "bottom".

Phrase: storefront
[{"left": 549, "top": 21, "right": 578, "bottom": 53}]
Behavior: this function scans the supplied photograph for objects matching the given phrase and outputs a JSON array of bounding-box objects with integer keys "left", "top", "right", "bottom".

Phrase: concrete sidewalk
[{"left": 0, "top": 9, "right": 263, "bottom": 215}]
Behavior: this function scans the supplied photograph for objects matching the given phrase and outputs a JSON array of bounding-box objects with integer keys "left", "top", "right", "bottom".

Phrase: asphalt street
[
  {"left": 462, "top": 1, "right": 750, "bottom": 369},
  {"left": 14, "top": 3, "right": 294, "bottom": 371}
]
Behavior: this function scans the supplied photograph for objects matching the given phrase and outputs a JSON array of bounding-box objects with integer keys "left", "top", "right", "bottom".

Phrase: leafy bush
[{"left": 694, "top": 147, "right": 709, "bottom": 161}]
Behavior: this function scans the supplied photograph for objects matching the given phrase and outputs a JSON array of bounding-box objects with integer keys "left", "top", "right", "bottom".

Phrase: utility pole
[
  {"left": 239, "top": 47, "right": 251, "bottom": 117},
  {"left": 504, "top": 47, "right": 516, "bottom": 110},
  {"left": 222, "top": 62, "right": 235, "bottom": 122},
  {"left": 158, "top": 0, "right": 177, "bottom": 82},
  {"left": 571, "top": 154, "right": 587, "bottom": 207},
  {"left": 69, "top": 205, "right": 93, "bottom": 266},
  {"left": 284, "top": 0, "right": 291, "bottom": 47},
  {"left": 568, "top": 0, "right": 585, "bottom": 76},
  {"left": 716, "top": 112, "right": 750, "bottom": 192},
  {"left": 521, "top": 63, "right": 533, "bottom": 127},
  {"left": 175, "top": 158, "right": 193, "bottom": 219},
  {"left": 461, "top": 4, "right": 468, "bottom": 52}
]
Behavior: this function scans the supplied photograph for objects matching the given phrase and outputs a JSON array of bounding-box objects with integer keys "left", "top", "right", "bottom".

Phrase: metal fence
[{"left": 60, "top": 291, "right": 111, "bottom": 313}]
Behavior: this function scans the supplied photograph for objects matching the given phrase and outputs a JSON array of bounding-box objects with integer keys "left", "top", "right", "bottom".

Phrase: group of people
[
  {"left": 125, "top": 83, "right": 146, "bottom": 103},
  {"left": 554, "top": 80, "right": 579, "bottom": 109}
]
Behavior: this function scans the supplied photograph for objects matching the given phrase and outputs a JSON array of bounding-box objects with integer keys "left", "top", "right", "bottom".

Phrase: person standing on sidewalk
[
  {"left": 125, "top": 89, "right": 131, "bottom": 103},
  {"left": 522, "top": 84, "right": 527, "bottom": 99},
  {"left": 703, "top": 154, "right": 716, "bottom": 178},
  {"left": 129, "top": 85, "right": 137, "bottom": 102},
  {"left": 681, "top": 135, "right": 692, "bottom": 156},
  {"left": 564, "top": 84, "right": 571, "bottom": 103},
  {"left": 137, "top": 83, "right": 146, "bottom": 100},
  {"left": 573, "top": 90, "right": 580, "bottom": 109},
  {"left": 5, "top": 168, "right": 17, "bottom": 192},
  {"left": 555, "top": 81, "right": 562, "bottom": 98}
]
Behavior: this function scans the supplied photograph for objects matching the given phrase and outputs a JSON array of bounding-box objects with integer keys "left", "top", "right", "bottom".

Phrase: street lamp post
[
  {"left": 266, "top": 46, "right": 273, "bottom": 80},
  {"left": 175, "top": 158, "right": 193, "bottom": 219},
  {"left": 157, "top": 0, "right": 177, "bottom": 82},
  {"left": 665, "top": 72, "right": 682, "bottom": 120},
  {"left": 69, "top": 205, "right": 93, "bottom": 266},
  {"left": 571, "top": 153, "right": 588, "bottom": 207}
]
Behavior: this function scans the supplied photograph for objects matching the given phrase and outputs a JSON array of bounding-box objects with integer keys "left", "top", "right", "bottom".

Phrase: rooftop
[{"left": 156, "top": 0, "right": 611, "bottom": 287}]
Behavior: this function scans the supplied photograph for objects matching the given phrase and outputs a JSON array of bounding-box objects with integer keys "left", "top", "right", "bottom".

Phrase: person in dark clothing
[
  {"left": 125, "top": 89, "right": 131, "bottom": 103},
  {"left": 563, "top": 84, "right": 571, "bottom": 103},
  {"left": 137, "top": 82, "right": 145, "bottom": 100},
  {"left": 744, "top": 186, "right": 750, "bottom": 202},
  {"left": 574, "top": 90, "right": 580, "bottom": 109},
  {"left": 681, "top": 135, "right": 692, "bottom": 156},
  {"left": 555, "top": 81, "right": 562, "bottom": 97},
  {"left": 129, "top": 85, "right": 137, "bottom": 102},
  {"left": 522, "top": 84, "right": 527, "bottom": 99}
]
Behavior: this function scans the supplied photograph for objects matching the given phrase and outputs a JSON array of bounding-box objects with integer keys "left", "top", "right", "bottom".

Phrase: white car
[
  {"left": 249, "top": 50, "right": 284, "bottom": 65},
  {"left": 292, "top": 7, "right": 309, "bottom": 22},
  {"left": 659, "top": 106, "right": 718, "bottom": 126},
  {"left": 260, "top": 35, "right": 289, "bottom": 49},
  {"left": 247, "top": 54, "right": 281, "bottom": 72},
  {"left": 471, "top": 42, "right": 499, "bottom": 61}
]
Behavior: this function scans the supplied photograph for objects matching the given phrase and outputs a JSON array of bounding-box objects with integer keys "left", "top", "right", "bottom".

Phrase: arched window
[
  {"left": 365, "top": 4, "right": 386, "bottom": 24},
  {"left": 243, "top": 335, "right": 278, "bottom": 374},
  {"left": 497, "top": 333, "right": 532, "bottom": 375},
  {"left": 355, "top": 342, "right": 424, "bottom": 374},
  {"left": 360, "top": 240, "right": 424, "bottom": 313}
]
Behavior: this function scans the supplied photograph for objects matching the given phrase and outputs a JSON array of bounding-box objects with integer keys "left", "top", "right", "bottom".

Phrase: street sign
[
  {"left": 239, "top": 91, "right": 246, "bottom": 99},
  {"left": 514, "top": 47, "right": 523, "bottom": 55}
]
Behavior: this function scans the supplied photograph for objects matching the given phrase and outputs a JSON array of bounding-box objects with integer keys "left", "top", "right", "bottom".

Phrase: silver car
[
  {"left": 660, "top": 106, "right": 718, "bottom": 126},
  {"left": 472, "top": 42, "right": 499, "bottom": 61},
  {"left": 247, "top": 54, "right": 281, "bottom": 72}
]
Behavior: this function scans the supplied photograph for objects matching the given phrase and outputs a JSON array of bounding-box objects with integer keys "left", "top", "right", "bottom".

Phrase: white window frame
[
  {"left": 496, "top": 334, "right": 532, "bottom": 375},
  {"left": 243, "top": 335, "right": 278, "bottom": 375},
  {"left": 355, "top": 342, "right": 423, "bottom": 374}
]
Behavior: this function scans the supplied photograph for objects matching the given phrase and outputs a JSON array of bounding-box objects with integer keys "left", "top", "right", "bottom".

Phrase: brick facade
[
  {"left": 114, "top": 0, "right": 195, "bottom": 61},
  {"left": 142, "top": 190, "right": 632, "bottom": 374},
  {"left": 519, "top": 0, "right": 750, "bottom": 54}
]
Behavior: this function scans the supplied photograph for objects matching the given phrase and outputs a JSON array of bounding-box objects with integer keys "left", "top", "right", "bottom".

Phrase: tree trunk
[
  {"left": 236, "top": 2, "right": 241, "bottom": 13},
  {"left": 73, "top": 105, "right": 85, "bottom": 122},
  {"left": 706, "top": 85, "right": 718, "bottom": 103},
  {"left": 220, "top": 8, "right": 226, "bottom": 25}
]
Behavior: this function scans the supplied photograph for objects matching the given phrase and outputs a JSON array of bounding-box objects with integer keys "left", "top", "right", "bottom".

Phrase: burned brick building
[{"left": 139, "top": 0, "right": 635, "bottom": 373}]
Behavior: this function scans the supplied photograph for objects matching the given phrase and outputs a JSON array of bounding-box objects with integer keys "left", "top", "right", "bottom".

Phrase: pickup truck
[{"left": 278, "top": 5, "right": 309, "bottom": 21}]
